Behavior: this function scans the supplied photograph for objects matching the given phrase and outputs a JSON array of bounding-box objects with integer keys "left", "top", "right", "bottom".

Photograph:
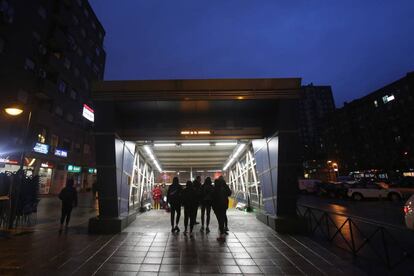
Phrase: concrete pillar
[
  {"left": 88, "top": 102, "right": 136, "bottom": 233},
  {"left": 255, "top": 99, "right": 305, "bottom": 233}
]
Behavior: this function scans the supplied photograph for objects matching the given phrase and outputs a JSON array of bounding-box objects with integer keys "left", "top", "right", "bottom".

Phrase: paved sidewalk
[{"left": 0, "top": 208, "right": 365, "bottom": 275}]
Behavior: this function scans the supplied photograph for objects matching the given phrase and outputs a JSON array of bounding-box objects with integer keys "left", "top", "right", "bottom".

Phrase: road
[{"left": 298, "top": 194, "right": 406, "bottom": 227}]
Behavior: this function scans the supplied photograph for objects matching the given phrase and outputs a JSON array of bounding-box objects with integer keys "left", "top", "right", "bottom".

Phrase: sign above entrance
[
  {"left": 54, "top": 149, "right": 68, "bottom": 158},
  {"left": 181, "top": 130, "right": 211, "bottom": 135},
  {"left": 33, "top": 142, "right": 49, "bottom": 154},
  {"left": 67, "top": 164, "right": 81, "bottom": 173}
]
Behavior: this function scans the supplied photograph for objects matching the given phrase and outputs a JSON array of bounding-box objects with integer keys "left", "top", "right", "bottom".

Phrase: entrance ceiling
[{"left": 138, "top": 140, "right": 242, "bottom": 171}]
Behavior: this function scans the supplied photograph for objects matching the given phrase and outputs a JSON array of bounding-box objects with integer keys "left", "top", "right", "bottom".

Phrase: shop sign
[
  {"left": 67, "top": 164, "right": 81, "bottom": 173},
  {"left": 33, "top": 142, "right": 49, "bottom": 154},
  {"left": 88, "top": 168, "right": 97, "bottom": 174},
  {"left": 41, "top": 162, "right": 53, "bottom": 168},
  {"left": 82, "top": 104, "right": 94, "bottom": 122},
  {"left": 54, "top": 149, "right": 68, "bottom": 158}
]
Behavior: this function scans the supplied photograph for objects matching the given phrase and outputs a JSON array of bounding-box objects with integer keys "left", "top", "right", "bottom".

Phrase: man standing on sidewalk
[{"left": 58, "top": 179, "right": 78, "bottom": 231}]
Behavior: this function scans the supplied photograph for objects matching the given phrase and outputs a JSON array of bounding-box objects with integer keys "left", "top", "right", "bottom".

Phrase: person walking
[
  {"left": 167, "top": 177, "right": 182, "bottom": 232},
  {"left": 58, "top": 179, "right": 78, "bottom": 231},
  {"left": 152, "top": 185, "right": 162, "bottom": 210},
  {"left": 212, "top": 177, "right": 232, "bottom": 241},
  {"left": 182, "top": 180, "right": 198, "bottom": 236},
  {"left": 200, "top": 177, "right": 214, "bottom": 233},
  {"left": 192, "top": 176, "right": 202, "bottom": 224}
]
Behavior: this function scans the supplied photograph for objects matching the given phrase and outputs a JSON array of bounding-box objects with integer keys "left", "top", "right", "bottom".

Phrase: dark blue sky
[{"left": 90, "top": 0, "right": 414, "bottom": 106}]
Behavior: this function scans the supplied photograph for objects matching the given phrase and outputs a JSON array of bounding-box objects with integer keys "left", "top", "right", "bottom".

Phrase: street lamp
[{"left": 3, "top": 103, "right": 32, "bottom": 228}]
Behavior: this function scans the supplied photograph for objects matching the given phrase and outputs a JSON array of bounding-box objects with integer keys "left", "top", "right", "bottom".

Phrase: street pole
[{"left": 9, "top": 110, "right": 32, "bottom": 229}]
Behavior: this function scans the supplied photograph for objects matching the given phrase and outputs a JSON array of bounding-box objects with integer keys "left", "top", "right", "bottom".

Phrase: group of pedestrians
[{"left": 166, "top": 175, "right": 231, "bottom": 241}]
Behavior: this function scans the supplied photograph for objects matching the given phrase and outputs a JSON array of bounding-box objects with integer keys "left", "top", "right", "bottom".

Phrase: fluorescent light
[
  {"left": 197, "top": 131, "right": 211, "bottom": 134},
  {"left": 144, "top": 145, "right": 162, "bottom": 172},
  {"left": 196, "top": 170, "right": 205, "bottom": 172},
  {"left": 163, "top": 170, "right": 176, "bottom": 173},
  {"left": 223, "top": 144, "right": 246, "bottom": 171},
  {"left": 154, "top": 143, "right": 176, "bottom": 147},
  {"left": 207, "top": 170, "right": 222, "bottom": 172},
  {"left": 216, "top": 142, "right": 237, "bottom": 146},
  {"left": 182, "top": 143, "right": 210, "bottom": 146}
]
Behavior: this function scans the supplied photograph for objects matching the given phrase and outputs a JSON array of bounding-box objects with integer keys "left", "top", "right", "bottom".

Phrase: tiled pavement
[{"left": 0, "top": 208, "right": 365, "bottom": 275}]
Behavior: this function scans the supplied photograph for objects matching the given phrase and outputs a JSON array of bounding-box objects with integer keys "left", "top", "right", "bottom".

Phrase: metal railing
[{"left": 297, "top": 204, "right": 414, "bottom": 272}]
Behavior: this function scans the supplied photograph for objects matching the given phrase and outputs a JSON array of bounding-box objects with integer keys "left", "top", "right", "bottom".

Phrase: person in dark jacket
[
  {"left": 58, "top": 179, "right": 78, "bottom": 230},
  {"left": 212, "top": 177, "right": 232, "bottom": 241},
  {"left": 167, "top": 177, "right": 182, "bottom": 232},
  {"left": 182, "top": 180, "right": 198, "bottom": 235},
  {"left": 200, "top": 177, "right": 214, "bottom": 233},
  {"left": 192, "top": 175, "right": 202, "bottom": 224}
]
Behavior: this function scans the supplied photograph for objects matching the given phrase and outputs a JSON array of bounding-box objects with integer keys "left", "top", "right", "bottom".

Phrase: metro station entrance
[{"left": 89, "top": 78, "right": 303, "bottom": 234}]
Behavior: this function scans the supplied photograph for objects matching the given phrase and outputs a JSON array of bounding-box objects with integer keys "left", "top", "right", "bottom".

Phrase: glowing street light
[{"left": 4, "top": 107, "right": 24, "bottom": 116}]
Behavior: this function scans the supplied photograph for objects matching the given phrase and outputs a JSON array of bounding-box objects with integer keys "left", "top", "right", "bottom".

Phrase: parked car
[
  {"left": 347, "top": 181, "right": 402, "bottom": 201},
  {"left": 404, "top": 194, "right": 414, "bottom": 230},
  {"left": 389, "top": 177, "right": 414, "bottom": 199},
  {"left": 315, "top": 181, "right": 345, "bottom": 198}
]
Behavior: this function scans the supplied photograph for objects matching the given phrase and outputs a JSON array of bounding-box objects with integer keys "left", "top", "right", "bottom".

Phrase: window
[
  {"left": 82, "top": 78, "right": 89, "bottom": 90},
  {"left": 373, "top": 100, "right": 378, "bottom": 107},
  {"left": 75, "top": 143, "right": 81, "bottom": 153},
  {"left": 24, "top": 58, "right": 35, "bottom": 70},
  {"left": 55, "top": 106, "right": 63, "bottom": 116},
  {"left": 38, "top": 44, "right": 47, "bottom": 55},
  {"left": 69, "top": 89, "right": 77, "bottom": 100},
  {"left": 66, "top": 113, "right": 74, "bottom": 123},
  {"left": 83, "top": 144, "right": 90, "bottom": 154},
  {"left": 63, "top": 57, "right": 71, "bottom": 70},
  {"left": 58, "top": 80, "right": 67, "bottom": 93},
  {"left": 0, "top": 37, "right": 4, "bottom": 53},
  {"left": 72, "top": 15, "right": 79, "bottom": 25},
  {"left": 51, "top": 134, "right": 59, "bottom": 149},
  {"left": 382, "top": 94, "right": 395, "bottom": 104},
  {"left": 85, "top": 56, "right": 91, "bottom": 66},
  {"left": 31, "top": 31, "right": 41, "bottom": 41},
  {"left": 62, "top": 138, "right": 71, "bottom": 150},
  {"left": 95, "top": 47, "right": 100, "bottom": 56},
  {"left": 77, "top": 47, "right": 83, "bottom": 57},
  {"left": 38, "top": 6, "right": 47, "bottom": 19},
  {"left": 74, "top": 67, "right": 80, "bottom": 77},
  {"left": 80, "top": 28, "right": 86, "bottom": 38},
  {"left": 0, "top": 0, "right": 14, "bottom": 23}
]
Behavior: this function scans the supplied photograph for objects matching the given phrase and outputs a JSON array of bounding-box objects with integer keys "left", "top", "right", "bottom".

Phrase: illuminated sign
[
  {"left": 382, "top": 94, "right": 395, "bottom": 104},
  {"left": 0, "top": 158, "right": 18, "bottom": 164},
  {"left": 181, "top": 130, "right": 211, "bottom": 135},
  {"left": 33, "top": 143, "right": 49, "bottom": 154},
  {"left": 82, "top": 104, "right": 94, "bottom": 122},
  {"left": 67, "top": 165, "right": 81, "bottom": 173},
  {"left": 41, "top": 162, "right": 53, "bottom": 168},
  {"left": 88, "top": 168, "right": 97, "bottom": 174},
  {"left": 54, "top": 149, "right": 68, "bottom": 158}
]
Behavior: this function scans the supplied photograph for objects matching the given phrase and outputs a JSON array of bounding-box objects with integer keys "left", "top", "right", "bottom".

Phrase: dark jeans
[
  {"left": 184, "top": 205, "right": 197, "bottom": 232},
  {"left": 214, "top": 208, "right": 226, "bottom": 235},
  {"left": 60, "top": 204, "right": 73, "bottom": 225},
  {"left": 201, "top": 201, "right": 212, "bottom": 227},
  {"left": 170, "top": 204, "right": 181, "bottom": 227}
]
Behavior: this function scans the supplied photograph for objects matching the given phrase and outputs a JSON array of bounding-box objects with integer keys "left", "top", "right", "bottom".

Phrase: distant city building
[
  {"left": 299, "top": 84, "right": 336, "bottom": 161},
  {"left": 0, "top": 0, "right": 105, "bottom": 194},
  {"left": 323, "top": 72, "right": 414, "bottom": 177}
]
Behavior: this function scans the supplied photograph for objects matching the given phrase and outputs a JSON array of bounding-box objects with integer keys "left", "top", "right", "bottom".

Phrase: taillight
[{"left": 404, "top": 206, "right": 410, "bottom": 214}]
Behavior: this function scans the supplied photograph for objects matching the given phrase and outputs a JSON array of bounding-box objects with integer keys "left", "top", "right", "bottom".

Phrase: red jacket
[{"left": 152, "top": 187, "right": 162, "bottom": 200}]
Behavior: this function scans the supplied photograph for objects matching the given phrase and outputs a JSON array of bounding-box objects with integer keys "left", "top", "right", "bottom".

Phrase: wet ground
[{"left": 0, "top": 197, "right": 364, "bottom": 275}]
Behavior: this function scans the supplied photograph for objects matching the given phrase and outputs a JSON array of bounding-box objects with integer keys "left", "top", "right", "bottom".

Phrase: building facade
[
  {"left": 299, "top": 84, "right": 336, "bottom": 161},
  {"left": 323, "top": 72, "right": 414, "bottom": 177},
  {"left": 0, "top": 0, "right": 105, "bottom": 194}
]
